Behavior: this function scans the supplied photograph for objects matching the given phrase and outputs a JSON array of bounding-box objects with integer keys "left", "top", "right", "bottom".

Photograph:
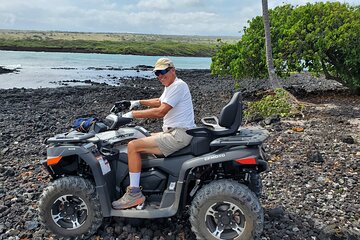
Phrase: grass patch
[
  {"left": 0, "top": 30, "right": 239, "bottom": 57},
  {"left": 244, "top": 88, "right": 305, "bottom": 121}
]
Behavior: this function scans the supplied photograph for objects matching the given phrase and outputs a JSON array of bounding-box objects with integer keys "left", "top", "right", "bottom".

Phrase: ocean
[{"left": 0, "top": 50, "right": 211, "bottom": 89}]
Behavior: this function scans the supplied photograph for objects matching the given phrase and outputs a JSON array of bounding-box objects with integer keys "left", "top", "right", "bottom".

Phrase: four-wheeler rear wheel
[
  {"left": 38, "top": 176, "right": 103, "bottom": 239},
  {"left": 189, "top": 179, "right": 264, "bottom": 240}
]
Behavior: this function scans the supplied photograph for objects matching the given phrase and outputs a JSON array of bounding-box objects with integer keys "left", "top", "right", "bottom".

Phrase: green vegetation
[
  {"left": 244, "top": 89, "right": 304, "bottom": 121},
  {"left": 0, "top": 30, "right": 239, "bottom": 57},
  {"left": 211, "top": 2, "right": 360, "bottom": 92}
]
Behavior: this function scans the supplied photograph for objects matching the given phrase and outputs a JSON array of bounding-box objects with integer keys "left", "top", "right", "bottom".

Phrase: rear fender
[{"left": 178, "top": 145, "right": 267, "bottom": 182}]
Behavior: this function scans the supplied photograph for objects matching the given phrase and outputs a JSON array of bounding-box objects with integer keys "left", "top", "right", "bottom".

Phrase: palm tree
[{"left": 262, "top": 0, "right": 281, "bottom": 89}]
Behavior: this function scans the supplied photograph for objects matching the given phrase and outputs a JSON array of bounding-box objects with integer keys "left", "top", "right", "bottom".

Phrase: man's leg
[
  {"left": 128, "top": 135, "right": 163, "bottom": 172},
  {"left": 112, "top": 135, "right": 162, "bottom": 209}
]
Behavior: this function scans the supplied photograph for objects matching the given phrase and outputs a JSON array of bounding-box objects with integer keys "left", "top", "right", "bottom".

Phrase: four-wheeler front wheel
[
  {"left": 190, "top": 179, "right": 264, "bottom": 240},
  {"left": 39, "top": 176, "right": 103, "bottom": 239}
]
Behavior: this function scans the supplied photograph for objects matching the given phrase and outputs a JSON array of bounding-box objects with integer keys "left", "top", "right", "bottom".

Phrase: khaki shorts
[{"left": 155, "top": 128, "right": 193, "bottom": 157}]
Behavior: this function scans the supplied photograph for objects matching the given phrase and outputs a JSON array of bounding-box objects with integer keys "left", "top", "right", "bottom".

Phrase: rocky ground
[
  {"left": 0, "top": 66, "right": 18, "bottom": 75},
  {"left": 0, "top": 69, "right": 359, "bottom": 240}
]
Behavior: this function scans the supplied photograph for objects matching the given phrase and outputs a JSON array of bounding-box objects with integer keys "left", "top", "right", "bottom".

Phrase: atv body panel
[{"left": 39, "top": 91, "right": 269, "bottom": 239}]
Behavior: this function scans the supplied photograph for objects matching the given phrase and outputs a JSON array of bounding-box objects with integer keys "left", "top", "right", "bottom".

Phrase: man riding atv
[
  {"left": 112, "top": 57, "right": 196, "bottom": 210},
  {"left": 39, "top": 62, "right": 268, "bottom": 239}
]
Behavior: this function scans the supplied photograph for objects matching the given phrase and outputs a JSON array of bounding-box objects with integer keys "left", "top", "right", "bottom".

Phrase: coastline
[
  {"left": 0, "top": 46, "right": 212, "bottom": 57},
  {"left": 0, "top": 46, "right": 108, "bottom": 54},
  {"left": 0, "top": 30, "right": 240, "bottom": 57}
]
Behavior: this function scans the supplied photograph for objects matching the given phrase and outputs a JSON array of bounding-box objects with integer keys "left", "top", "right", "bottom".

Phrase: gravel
[{"left": 0, "top": 69, "right": 359, "bottom": 240}]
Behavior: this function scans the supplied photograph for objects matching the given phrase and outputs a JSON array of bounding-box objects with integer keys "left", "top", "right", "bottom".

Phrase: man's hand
[
  {"left": 130, "top": 100, "right": 140, "bottom": 110},
  {"left": 122, "top": 111, "right": 133, "bottom": 118}
]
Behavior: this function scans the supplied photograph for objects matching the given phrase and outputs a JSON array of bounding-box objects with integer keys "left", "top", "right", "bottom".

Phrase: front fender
[{"left": 45, "top": 143, "right": 113, "bottom": 216}]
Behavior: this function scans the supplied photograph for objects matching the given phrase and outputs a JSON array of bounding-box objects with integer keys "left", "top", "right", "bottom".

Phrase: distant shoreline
[
  {"left": 0, "top": 30, "right": 236, "bottom": 57},
  {"left": 0, "top": 45, "right": 212, "bottom": 57},
  {"left": 0, "top": 46, "right": 114, "bottom": 55}
]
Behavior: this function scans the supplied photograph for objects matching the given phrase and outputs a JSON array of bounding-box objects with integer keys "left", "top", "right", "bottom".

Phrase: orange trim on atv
[
  {"left": 234, "top": 157, "right": 257, "bottom": 165},
  {"left": 47, "top": 156, "right": 62, "bottom": 166}
]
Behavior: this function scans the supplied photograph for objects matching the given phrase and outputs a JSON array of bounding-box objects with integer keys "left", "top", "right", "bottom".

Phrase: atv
[{"left": 38, "top": 91, "right": 269, "bottom": 240}]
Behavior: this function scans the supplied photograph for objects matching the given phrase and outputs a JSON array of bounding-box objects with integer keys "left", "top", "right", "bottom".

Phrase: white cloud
[
  {"left": 136, "top": 0, "right": 172, "bottom": 10},
  {"left": 0, "top": 0, "right": 358, "bottom": 36},
  {"left": 135, "top": 0, "right": 204, "bottom": 10},
  {"left": 0, "top": 13, "right": 16, "bottom": 26}
]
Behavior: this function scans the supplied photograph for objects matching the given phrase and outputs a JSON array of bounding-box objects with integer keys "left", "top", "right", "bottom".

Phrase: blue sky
[{"left": 0, "top": 0, "right": 358, "bottom": 36}]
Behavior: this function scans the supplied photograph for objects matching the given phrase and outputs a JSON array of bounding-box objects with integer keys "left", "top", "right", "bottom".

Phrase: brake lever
[{"left": 110, "top": 105, "right": 116, "bottom": 113}]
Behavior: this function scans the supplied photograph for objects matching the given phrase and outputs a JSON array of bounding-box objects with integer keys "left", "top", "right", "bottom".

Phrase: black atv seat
[
  {"left": 167, "top": 136, "right": 210, "bottom": 157},
  {"left": 167, "top": 92, "right": 242, "bottom": 158},
  {"left": 187, "top": 91, "right": 243, "bottom": 138}
]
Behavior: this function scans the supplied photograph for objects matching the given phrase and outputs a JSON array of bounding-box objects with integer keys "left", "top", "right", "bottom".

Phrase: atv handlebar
[{"left": 110, "top": 100, "right": 131, "bottom": 113}]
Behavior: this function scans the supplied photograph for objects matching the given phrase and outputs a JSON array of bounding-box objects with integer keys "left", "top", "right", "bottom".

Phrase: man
[{"left": 112, "top": 57, "right": 196, "bottom": 210}]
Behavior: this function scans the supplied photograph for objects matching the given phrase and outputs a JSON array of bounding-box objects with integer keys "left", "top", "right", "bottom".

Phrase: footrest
[{"left": 136, "top": 202, "right": 145, "bottom": 210}]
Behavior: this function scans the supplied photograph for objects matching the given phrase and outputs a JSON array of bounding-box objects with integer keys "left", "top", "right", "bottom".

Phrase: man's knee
[
  {"left": 128, "top": 137, "right": 159, "bottom": 154},
  {"left": 128, "top": 139, "right": 140, "bottom": 151},
  {"left": 128, "top": 138, "right": 151, "bottom": 152}
]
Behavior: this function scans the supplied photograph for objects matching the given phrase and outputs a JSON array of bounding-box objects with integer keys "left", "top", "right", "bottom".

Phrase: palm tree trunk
[{"left": 262, "top": 0, "right": 281, "bottom": 89}]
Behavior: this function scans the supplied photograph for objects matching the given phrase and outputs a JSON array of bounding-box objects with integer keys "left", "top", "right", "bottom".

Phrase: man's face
[{"left": 156, "top": 68, "right": 175, "bottom": 87}]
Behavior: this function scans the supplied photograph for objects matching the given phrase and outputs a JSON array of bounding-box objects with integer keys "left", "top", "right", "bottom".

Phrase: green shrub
[
  {"left": 244, "top": 88, "right": 301, "bottom": 120},
  {"left": 211, "top": 2, "right": 360, "bottom": 92}
]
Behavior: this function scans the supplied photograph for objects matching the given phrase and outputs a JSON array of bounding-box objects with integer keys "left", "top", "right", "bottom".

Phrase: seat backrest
[{"left": 218, "top": 92, "right": 242, "bottom": 130}]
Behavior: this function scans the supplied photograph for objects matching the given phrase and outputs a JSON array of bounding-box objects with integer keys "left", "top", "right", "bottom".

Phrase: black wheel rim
[
  {"left": 204, "top": 201, "right": 246, "bottom": 239},
  {"left": 51, "top": 194, "right": 88, "bottom": 229}
]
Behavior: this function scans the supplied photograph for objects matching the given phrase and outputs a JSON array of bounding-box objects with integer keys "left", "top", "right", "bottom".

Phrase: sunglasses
[{"left": 155, "top": 68, "right": 172, "bottom": 77}]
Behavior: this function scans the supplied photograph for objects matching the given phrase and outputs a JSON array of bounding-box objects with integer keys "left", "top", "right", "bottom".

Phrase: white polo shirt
[{"left": 159, "top": 77, "right": 196, "bottom": 131}]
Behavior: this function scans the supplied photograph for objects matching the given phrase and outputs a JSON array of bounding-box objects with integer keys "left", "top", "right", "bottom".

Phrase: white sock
[{"left": 129, "top": 172, "right": 141, "bottom": 188}]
